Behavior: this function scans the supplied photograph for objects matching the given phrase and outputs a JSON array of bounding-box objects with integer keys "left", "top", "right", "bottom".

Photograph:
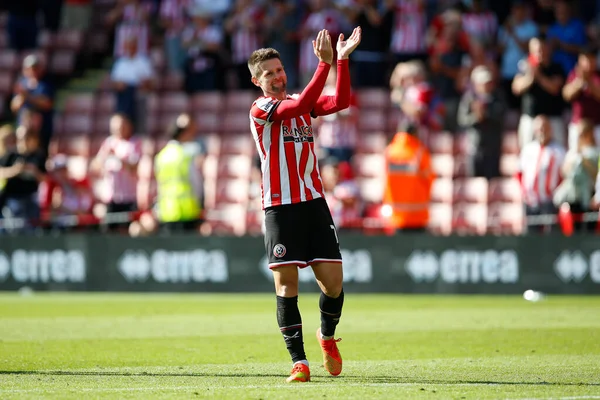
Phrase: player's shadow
[{"left": 1, "top": 371, "right": 599, "bottom": 386}]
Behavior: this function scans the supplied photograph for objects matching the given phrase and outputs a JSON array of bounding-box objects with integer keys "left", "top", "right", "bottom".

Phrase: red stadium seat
[
  {"left": 357, "top": 177, "right": 384, "bottom": 203},
  {"left": 488, "top": 177, "right": 522, "bottom": 203},
  {"left": 452, "top": 203, "right": 488, "bottom": 235},
  {"left": 94, "top": 114, "right": 112, "bottom": 134},
  {"left": 0, "top": 49, "right": 18, "bottom": 70},
  {"left": 0, "top": 72, "right": 13, "bottom": 95},
  {"left": 453, "top": 132, "right": 474, "bottom": 155},
  {"left": 0, "top": 31, "right": 7, "bottom": 48},
  {"left": 502, "top": 130, "right": 519, "bottom": 155},
  {"left": 452, "top": 177, "right": 488, "bottom": 203},
  {"left": 430, "top": 178, "right": 453, "bottom": 204},
  {"left": 356, "top": 88, "right": 389, "bottom": 110},
  {"left": 431, "top": 154, "right": 454, "bottom": 178},
  {"left": 64, "top": 93, "right": 95, "bottom": 115},
  {"left": 356, "top": 132, "right": 387, "bottom": 154},
  {"left": 246, "top": 208, "right": 265, "bottom": 236},
  {"left": 427, "top": 203, "right": 452, "bottom": 236},
  {"left": 157, "top": 72, "right": 184, "bottom": 91},
  {"left": 53, "top": 30, "right": 84, "bottom": 51},
  {"left": 500, "top": 154, "right": 520, "bottom": 177},
  {"left": 62, "top": 114, "right": 93, "bottom": 135},
  {"left": 159, "top": 91, "right": 189, "bottom": 113},
  {"left": 453, "top": 155, "right": 472, "bottom": 177},
  {"left": 194, "top": 112, "right": 221, "bottom": 134},
  {"left": 50, "top": 50, "right": 76, "bottom": 75},
  {"left": 215, "top": 179, "right": 250, "bottom": 204},
  {"left": 222, "top": 112, "right": 251, "bottom": 133},
  {"left": 205, "top": 203, "right": 248, "bottom": 236},
  {"left": 428, "top": 131, "right": 453, "bottom": 154},
  {"left": 487, "top": 202, "right": 524, "bottom": 235},
  {"left": 353, "top": 153, "right": 385, "bottom": 178},
  {"left": 218, "top": 155, "right": 252, "bottom": 179},
  {"left": 191, "top": 91, "right": 224, "bottom": 113},
  {"left": 96, "top": 93, "right": 116, "bottom": 114},
  {"left": 221, "top": 133, "right": 254, "bottom": 156},
  {"left": 225, "top": 90, "right": 258, "bottom": 111},
  {"left": 358, "top": 110, "right": 386, "bottom": 132}
]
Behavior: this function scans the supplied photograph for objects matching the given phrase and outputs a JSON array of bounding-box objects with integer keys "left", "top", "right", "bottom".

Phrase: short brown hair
[{"left": 248, "top": 48, "right": 281, "bottom": 78}]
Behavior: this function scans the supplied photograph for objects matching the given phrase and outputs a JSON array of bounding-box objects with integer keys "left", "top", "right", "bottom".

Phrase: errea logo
[{"left": 554, "top": 251, "right": 600, "bottom": 283}]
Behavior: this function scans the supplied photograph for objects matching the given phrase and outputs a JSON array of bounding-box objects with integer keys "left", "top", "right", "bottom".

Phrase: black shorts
[{"left": 264, "top": 197, "right": 342, "bottom": 269}]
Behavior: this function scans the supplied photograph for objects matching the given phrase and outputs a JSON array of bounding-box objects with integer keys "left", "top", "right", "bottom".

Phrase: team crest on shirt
[{"left": 273, "top": 244, "right": 287, "bottom": 258}]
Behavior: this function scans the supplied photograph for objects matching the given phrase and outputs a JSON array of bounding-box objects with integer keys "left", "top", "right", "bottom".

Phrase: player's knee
[
  {"left": 321, "top": 283, "right": 342, "bottom": 299},
  {"left": 276, "top": 282, "right": 299, "bottom": 297}
]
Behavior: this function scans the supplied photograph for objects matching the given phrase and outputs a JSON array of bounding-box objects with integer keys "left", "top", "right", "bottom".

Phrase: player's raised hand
[
  {"left": 313, "top": 29, "right": 333, "bottom": 64},
  {"left": 337, "top": 26, "right": 362, "bottom": 60}
]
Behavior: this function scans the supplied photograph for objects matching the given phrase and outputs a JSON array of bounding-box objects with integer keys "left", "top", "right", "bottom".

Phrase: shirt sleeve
[{"left": 250, "top": 97, "right": 280, "bottom": 124}]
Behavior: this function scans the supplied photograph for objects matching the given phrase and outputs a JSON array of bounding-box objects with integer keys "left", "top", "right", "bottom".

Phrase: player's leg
[
  {"left": 307, "top": 198, "right": 345, "bottom": 376},
  {"left": 264, "top": 204, "right": 310, "bottom": 382}
]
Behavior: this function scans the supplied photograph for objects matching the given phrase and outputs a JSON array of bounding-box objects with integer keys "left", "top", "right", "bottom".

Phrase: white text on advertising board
[
  {"left": 405, "top": 250, "right": 519, "bottom": 284},
  {"left": 117, "top": 249, "right": 229, "bottom": 283},
  {"left": 554, "top": 250, "right": 600, "bottom": 283},
  {"left": 0, "top": 250, "right": 86, "bottom": 283},
  {"left": 260, "top": 249, "right": 373, "bottom": 283}
]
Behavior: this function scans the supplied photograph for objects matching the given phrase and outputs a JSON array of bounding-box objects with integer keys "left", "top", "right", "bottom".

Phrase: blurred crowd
[{"left": 1, "top": 0, "right": 600, "bottom": 236}]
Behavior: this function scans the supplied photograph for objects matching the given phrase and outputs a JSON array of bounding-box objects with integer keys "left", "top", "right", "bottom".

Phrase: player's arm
[
  {"left": 268, "top": 29, "right": 334, "bottom": 121},
  {"left": 311, "top": 27, "right": 362, "bottom": 117}
]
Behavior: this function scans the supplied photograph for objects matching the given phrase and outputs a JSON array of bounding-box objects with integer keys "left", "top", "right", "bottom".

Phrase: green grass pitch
[{"left": 0, "top": 293, "right": 599, "bottom": 399}]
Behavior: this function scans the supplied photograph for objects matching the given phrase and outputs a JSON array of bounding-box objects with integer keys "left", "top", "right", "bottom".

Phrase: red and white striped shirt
[
  {"left": 390, "top": 0, "right": 426, "bottom": 54},
  {"left": 159, "top": 0, "right": 191, "bottom": 38},
  {"left": 228, "top": 5, "right": 264, "bottom": 64},
  {"left": 519, "top": 141, "right": 565, "bottom": 207},
  {"left": 114, "top": 3, "right": 152, "bottom": 56},
  {"left": 250, "top": 95, "right": 325, "bottom": 209},
  {"left": 462, "top": 11, "right": 498, "bottom": 46},
  {"left": 95, "top": 135, "right": 143, "bottom": 205}
]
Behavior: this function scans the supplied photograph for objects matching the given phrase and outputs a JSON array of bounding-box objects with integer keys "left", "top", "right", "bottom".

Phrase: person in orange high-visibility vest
[{"left": 383, "top": 124, "right": 435, "bottom": 232}]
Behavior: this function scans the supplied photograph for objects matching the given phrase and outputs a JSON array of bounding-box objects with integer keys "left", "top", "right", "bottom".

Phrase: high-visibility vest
[
  {"left": 383, "top": 132, "right": 434, "bottom": 229},
  {"left": 154, "top": 141, "right": 201, "bottom": 223}
]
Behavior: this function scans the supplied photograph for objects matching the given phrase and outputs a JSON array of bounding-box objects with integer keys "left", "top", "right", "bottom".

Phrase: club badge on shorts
[{"left": 273, "top": 244, "right": 286, "bottom": 258}]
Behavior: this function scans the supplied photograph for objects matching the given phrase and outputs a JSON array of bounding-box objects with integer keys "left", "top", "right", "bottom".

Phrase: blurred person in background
[
  {"left": 0, "top": 126, "right": 46, "bottom": 233},
  {"left": 531, "top": 0, "right": 555, "bottom": 35},
  {"left": 90, "top": 113, "right": 142, "bottom": 233},
  {"left": 547, "top": 0, "right": 587, "bottom": 75},
  {"left": 106, "top": 0, "right": 152, "bottom": 57},
  {"left": 0, "top": 125, "right": 17, "bottom": 216},
  {"left": 61, "top": 0, "right": 92, "bottom": 30},
  {"left": 553, "top": 119, "right": 598, "bottom": 232},
  {"left": 457, "top": 65, "right": 505, "bottom": 180},
  {"left": 153, "top": 113, "right": 204, "bottom": 233},
  {"left": 518, "top": 114, "right": 566, "bottom": 234},
  {"left": 460, "top": 0, "right": 498, "bottom": 50},
  {"left": 382, "top": 123, "right": 434, "bottom": 233},
  {"left": 389, "top": 0, "right": 428, "bottom": 65},
  {"left": 315, "top": 68, "right": 358, "bottom": 163},
  {"left": 4, "top": 0, "right": 39, "bottom": 51},
  {"left": 10, "top": 55, "right": 55, "bottom": 158},
  {"left": 497, "top": 0, "right": 539, "bottom": 111},
  {"left": 512, "top": 37, "right": 566, "bottom": 148},
  {"left": 321, "top": 157, "right": 362, "bottom": 231},
  {"left": 110, "top": 36, "right": 154, "bottom": 132},
  {"left": 159, "top": 0, "right": 192, "bottom": 72},
  {"left": 456, "top": 38, "right": 499, "bottom": 93},
  {"left": 39, "top": 154, "right": 95, "bottom": 231},
  {"left": 562, "top": 47, "right": 600, "bottom": 150}
]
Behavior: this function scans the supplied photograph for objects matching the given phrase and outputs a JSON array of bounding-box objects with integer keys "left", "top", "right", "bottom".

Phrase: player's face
[{"left": 254, "top": 58, "right": 287, "bottom": 96}]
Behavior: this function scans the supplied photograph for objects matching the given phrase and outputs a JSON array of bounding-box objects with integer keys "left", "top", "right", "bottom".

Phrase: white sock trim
[{"left": 294, "top": 360, "right": 309, "bottom": 367}]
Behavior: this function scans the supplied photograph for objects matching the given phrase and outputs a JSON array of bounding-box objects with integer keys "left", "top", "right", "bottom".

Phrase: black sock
[
  {"left": 277, "top": 296, "right": 306, "bottom": 363},
  {"left": 319, "top": 289, "right": 344, "bottom": 338}
]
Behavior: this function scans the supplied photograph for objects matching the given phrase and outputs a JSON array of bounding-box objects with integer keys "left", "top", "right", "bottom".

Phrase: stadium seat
[
  {"left": 64, "top": 93, "right": 95, "bottom": 115},
  {"left": 53, "top": 30, "right": 84, "bottom": 51},
  {"left": 149, "top": 47, "right": 166, "bottom": 71},
  {"left": 356, "top": 88, "right": 389, "bottom": 110},
  {"left": 224, "top": 90, "right": 258, "bottom": 111},
  {"left": 194, "top": 112, "right": 221, "bottom": 134},
  {"left": 430, "top": 178, "right": 453, "bottom": 204},
  {"left": 191, "top": 91, "right": 224, "bottom": 113},
  {"left": 56, "top": 135, "right": 91, "bottom": 156},
  {"left": 428, "top": 131, "right": 453, "bottom": 154},
  {"left": 502, "top": 130, "right": 519, "bottom": 155},
  {"left": 222, "top": 112, "right": 251, "bottom": 133},
  {"left": 0, "top": 31, "right": 7, "bottom": 48},
  {"left": 453, "top": 132, "right": 474, "bottom": 155},
  {"left": 452, "top": 203, "right": 488, "bottom": 235},
  {"left": 94, "top": 114, "right": 112, "bottom": 134},
  {"left": 453, "top": 155, "right": 473, "bottom": 177},
  {"left": 157, "top": 72, "right": 184, "bottom": 91},
  {"left": 452, "top": 177, "right": 488, "bottom": 203},
  {"left": 246, "top": 208, "right": 265, "bottom": 236},
  {"left": 487, "top": 202, "right": 524, "bottom": 235},
  {"left": 357, "top": 177, "right": 384, "bottom": 203},
  {"left": 146, "top": 93, "right": 160, "bottom": 114},
  {"left": 62, "top": 114, "right": 93, "bottom": 135},
  {"left": 0, "top": 72, "right": 13, "bottom": 95},
  {"left": 215, "top": 179, "right": 250, "bottom": 204},
  {"left": 360, "top": 110, "right": 387, "bottom": 133},
  {"left": 205, "top": 203, "right": 248, "bottom": 236},
  {"left": 220, "top": 133, "right": 254, "bottom": 156},
  {"left": 427, "top": 203, "right": 452, "bottom": 236},
  {"left": 387, "top": 108, "right": 400, "bottom": 132},
  {"left": 500, "top": 154, "right": 520, "bottom": 176},
  {"left": 431, "top": 154, "right": 454, "bottom": 178},
  {"left": 50, "top": 50, "right": 76, "bottom": 75},
  {"left": 353, "top": 153, "right": 385, "bottom": 178},
  {"left": 217, "top": 155, "right": 252, "bottom": 179},
  {"left": 96, "top": 93, "right": 116, "bottom": 114},
  {"left": 488, "top": 177, "right": 522, "bottom": 203},
  {"left": 0, "top": 49, "right": 18, "bottom": 70},
  {"left": 159, "top": 91, "right": 189, "bottom": 113},
  {"left": 356, "top": 132, "right": 387, "bottom": 154}
]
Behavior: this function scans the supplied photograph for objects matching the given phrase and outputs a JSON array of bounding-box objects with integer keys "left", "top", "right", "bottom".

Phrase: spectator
[
  {"left": 182, "top": 11, "right": 224, "bottom": 93},
  {"left": 106, "top": 0, "right": 152, "bottom": 57},
  {"left": 61, "top": 0, "right": 93, "bottom": 31},
  {"left": 457, "top": 65, "right": 505, "bottom": 180},
  {"left": 460, "top": 0, "right": 498, "bottom": 50},
  {"left": 0, "top": 126, "right": 46, "bottom": 233},
  {"left": 512, "top": 37, "right": 566, "bottom": 148},
  {"left": 382, "top": 123, "right": 434, "bottom": 233},
  {"left": 0, "top": 125, "right": 17, "bottom": 214},
  {"left": 4, "top": 0, "right": 39, "bottom": 51},
  {"left": 497, "top": 0, "right": 539, "bottom": 111},
  {"left": 390, "top": 0, "right": 428, "bottom": 65},
  {"left": 90, "top": 114, "right": 142, "bottom": 232},
  {"left": 518, "top": 115, "right": 566, "bottom": 234},
  {"left": 315, "top": 68, "right": 359, "bottom": 163},
  {"left": 10, "top": 55, "right": 55, "bottom": 158},
  {"left": 456, "top": 38, "right": 499, "bottom": 94},
  {"left": 159, "top": 0, "right": 191, "bottom": 72},
  {"left": 224, "top": 0, "right": 265, "bottom": 90},
  {"left": 263, "top": 0, "right": 301, "bottom": 89},
  {"left": 554, "top": 119, "right": 599, "bottom": 232},
  {"left": 547, "top": 0, "right": 587, "bottom": 74},
  {"left": 342, "top": 0, "right": 393, "bottom": 88},
  {"left": 531, "top": 0, "right": 556, "bottom": 35},
  {"left": 562, "top": 47, "right": 600, "bottom": 150},
  {"left": 153, "top": 113, "right": 205, "bottom": 233},
  {"left": 110, "top": 36, "right": 154, "bottom": 132},
  {"left": 320, "top": 157, "right": 362, "bottom": 230}
]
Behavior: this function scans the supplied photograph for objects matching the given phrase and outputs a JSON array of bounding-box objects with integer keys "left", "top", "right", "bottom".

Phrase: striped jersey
[
  {"left": 250, "top": 95, "right": 325, "bottom": 209},
  {"left": 519, "top": 141, "right": 565, "bottom": 207}
]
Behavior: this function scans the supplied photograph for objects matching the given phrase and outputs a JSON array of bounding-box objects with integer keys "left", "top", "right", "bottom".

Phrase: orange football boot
[
  {"left": 316, "top": 328, "right": 342, "bottom": 376},
  {"left": 286, "top": 362, "right": 310, "bottom": 383}
]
